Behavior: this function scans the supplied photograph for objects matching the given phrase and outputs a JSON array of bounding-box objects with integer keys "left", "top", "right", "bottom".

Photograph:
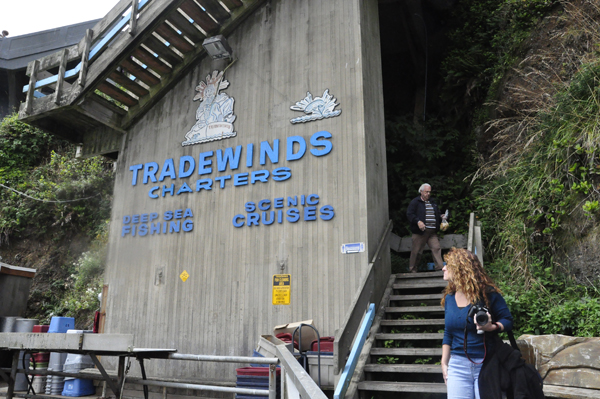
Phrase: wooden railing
[
  {"left": 333, "top": 220, "right": 392, "bottom": 376},
  {"left": 22, "top": 0, "right": 153, "bottom": 111},
  {"left": 467, "top": 212, "right": 484, "bottom": 266}
]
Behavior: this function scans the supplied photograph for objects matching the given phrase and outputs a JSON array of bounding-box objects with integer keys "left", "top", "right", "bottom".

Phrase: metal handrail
[
  {"left": 3, "top": 352, "right": 279, "bottom": 399},
  {"left": 333, "top": 303, "right": 375, "bottom": 399}
]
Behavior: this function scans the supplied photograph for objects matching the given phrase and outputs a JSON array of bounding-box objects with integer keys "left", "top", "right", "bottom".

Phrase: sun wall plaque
[
  {"left": 290, "top": 89, "right": 342, "bottom": 124},
  {"left": 183, "top": 70, "right": 236, "bottom": 146}
]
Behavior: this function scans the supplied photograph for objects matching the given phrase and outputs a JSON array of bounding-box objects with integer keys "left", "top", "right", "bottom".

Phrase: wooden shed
[{"left": 18, "top": 0, "right": 391, "bottom": 385}]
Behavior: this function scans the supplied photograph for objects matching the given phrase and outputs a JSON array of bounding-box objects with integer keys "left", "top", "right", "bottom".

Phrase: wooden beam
[
  {"left": 0, "top": 265, "right": 35, "bottom": 279},
  {"left": 131, "top": 47, "right": 172, "bottom": 74},
  {"left": 196, "top": 0, "right": 230, "bottom": 23},
  {"left": 83, "top": 92, "right": 128, "bottom": 117},
  {"left": 179, "top": 0, "right": 219, "bottom": 34},
  {"left": 109, "top": 70, "right": 150, "bottom": 97},
  {"left": 143, "top": 34, "right": 184, "bottom": 66},
  {"left": 83, "top": 0, "right": 136, "bottom": 54},
  {"left": 97, "top": 82, "right": 138, "bottom": 107},
  {"left": 219, "top": 0, "right": 243, "bottom": 11},
  {"left": 165, "top": 9, "right": 206, "bottom": 43},
  {"left": 80, "top": 125, "right": 124, "bottom": 158},
  {"left": 467, "top": 212, "right": 475, "bottom": 252},
  {"left": 26, "top": 45, "right": 79, "bottom": 76},
  {"left": 76, "top": 95, "right": 126, "bottom": 134},
  {"left": 120, "top": 58, "right": 161, "bottom": 86},
  {"left": 79, "top": 29, "right": 93, "bottom": 87},
  {"left": 19, "top": 86, "right": 83, "bottom": 121},
  {"left": 155, "top": 22, "right": 195, "bottom": 53},
  {"left": 129, "top": 0, "right": 139, "bottom": 34},
  {"left": 54, "top": 49, "right": 69, "bottom": 105},
  {"left": 24, "top": 60, "right": 40, "bottom": 115},
  {"left": 389, "top": 233, "right": 467, "bottom": 252}
]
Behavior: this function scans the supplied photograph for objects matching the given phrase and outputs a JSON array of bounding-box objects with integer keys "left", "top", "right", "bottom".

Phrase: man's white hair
[{"left": 418, "top": 183, "right": 431, "bottom": 193}]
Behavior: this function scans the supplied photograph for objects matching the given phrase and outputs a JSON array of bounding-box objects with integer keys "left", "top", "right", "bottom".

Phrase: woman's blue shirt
[{"left": 443, "top": 291, "right": 514, "bottom": 358}]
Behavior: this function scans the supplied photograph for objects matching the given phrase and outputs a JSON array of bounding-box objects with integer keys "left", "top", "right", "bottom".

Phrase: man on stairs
[{"left": 406, "top": 183, "right": 446, "bottom": 272}]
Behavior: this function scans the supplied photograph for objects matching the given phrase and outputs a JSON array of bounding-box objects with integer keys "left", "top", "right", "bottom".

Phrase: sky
[{"left": 1, "top": 0, "right": 119, "bottom": 38}]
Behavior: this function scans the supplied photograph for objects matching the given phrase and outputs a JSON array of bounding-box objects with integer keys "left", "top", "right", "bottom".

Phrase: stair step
[
  {"left": 358, "top": 381, "right": 447, "bottom": 393},
  {"left": 364, "top": 364, "right": 442, "bottom": 373},
  {"left": 376, "top": 333, "right": 444, "bottom": 340},
  {"left": 380, "top": 319, "right": 445, "bottom": 326},
  {"left": 393, "top": 280, "right": 448, "bottom": 289},
  {"left": 385, "top": 306, "right": 444, "bottom": 313},
  {"left": 394, "top": 271, "right": 444, "bottom": 279},
  {"left": 371, "top": 348, "right": 443, "bottom": 356},
  {"left": 389, "top": 293, "right": 443, "bottom": 301}
]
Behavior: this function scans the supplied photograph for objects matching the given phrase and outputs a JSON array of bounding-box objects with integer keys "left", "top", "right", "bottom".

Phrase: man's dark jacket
[
  {"left": 406, "top": 196, "right": 442, "bottom": 235},
  {"left": 479, "top": 335, "right": 545, "bottom": 399}
]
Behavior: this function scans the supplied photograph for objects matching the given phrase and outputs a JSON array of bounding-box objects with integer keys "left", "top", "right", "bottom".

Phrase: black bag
[{"left": 479, "top": 331, "right": 545, "bottom": 399}]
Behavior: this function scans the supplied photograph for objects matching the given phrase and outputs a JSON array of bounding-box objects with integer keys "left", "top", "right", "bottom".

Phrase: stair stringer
[{"left": 343, "top": 273, "right": 397, "bottom": 399}]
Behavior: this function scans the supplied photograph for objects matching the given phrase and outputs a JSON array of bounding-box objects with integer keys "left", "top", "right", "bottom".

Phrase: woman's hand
[
  {"left": 441, "top": 363, "right": 449, "bottom": 385},
  {"left": 475, "top": 312, "right": 504, "bottom": 333},
  {"left": 441, "top": 344, "right": 451, "bottom": 385}
]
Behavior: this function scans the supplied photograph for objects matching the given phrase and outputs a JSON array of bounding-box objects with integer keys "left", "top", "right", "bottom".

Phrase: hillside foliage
[
  {"left": 0, "top": 114, "right": 114, "bottom": 327},
  {"left": 449, "top": 0, "right": 600, "bottom": 337}
]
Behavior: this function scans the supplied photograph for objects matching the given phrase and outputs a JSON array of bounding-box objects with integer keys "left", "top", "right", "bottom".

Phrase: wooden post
[
  {"left": 474, "top": 222, "right": 484, "bottom": 266},
  {"left": 467, "top": 212, "right": 475, "bottom": 253},
  {"left": 54, "top": 49, "right": 69, "bottom": 105},
  {"left": 129, "top": 0, "right": 139, "bottom": 35},
  {"left": 24, "top": 60, "right": 40, "bottom": 115},
  {"left": 78, "top": 29, "right": 93, "bottom": 87}
]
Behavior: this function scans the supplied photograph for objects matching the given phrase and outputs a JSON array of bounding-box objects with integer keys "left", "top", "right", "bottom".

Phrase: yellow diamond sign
[{"left": 180, "top": 270, "right": 189, "bottom": 282}]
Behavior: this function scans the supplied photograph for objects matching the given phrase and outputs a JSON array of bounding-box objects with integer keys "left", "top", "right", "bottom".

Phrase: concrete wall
[{"left": 103, "top": 0, "right": 388, "bottom": 382}]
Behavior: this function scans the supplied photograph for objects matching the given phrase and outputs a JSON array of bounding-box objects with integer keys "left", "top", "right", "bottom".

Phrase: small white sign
[{"left": 341, "top": 242, "right": 364, "bottom": 254}]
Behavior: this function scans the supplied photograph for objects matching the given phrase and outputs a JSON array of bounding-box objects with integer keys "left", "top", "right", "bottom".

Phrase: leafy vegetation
[
  {"left": 462, "top": 1, "right": 600, "bottom": 337},
  {"left": 0, "top": 113, "right": 114, "bottom": 327}
]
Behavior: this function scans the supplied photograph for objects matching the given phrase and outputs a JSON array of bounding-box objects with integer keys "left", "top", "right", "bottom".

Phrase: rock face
[{"left": 518, "top": 334, "right": 600, "bottom": 390}]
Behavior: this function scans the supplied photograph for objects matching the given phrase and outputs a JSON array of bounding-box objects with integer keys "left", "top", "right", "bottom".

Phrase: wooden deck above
[{"left": 18, "top": 0, "right": 265, "bottom": 157}]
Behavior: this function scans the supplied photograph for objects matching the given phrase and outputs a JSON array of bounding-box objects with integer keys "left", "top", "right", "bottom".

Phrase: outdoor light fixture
[{"left": 202, "top": 35, "right": 233, "bottom": 60}]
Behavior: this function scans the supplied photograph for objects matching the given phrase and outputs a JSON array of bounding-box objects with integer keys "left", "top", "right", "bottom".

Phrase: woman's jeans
[{"left": 447, "top": 354, "right": 484, "bottom": 399}]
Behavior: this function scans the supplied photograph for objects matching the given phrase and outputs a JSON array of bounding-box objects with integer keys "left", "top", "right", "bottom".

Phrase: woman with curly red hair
[{"left": 441, "top": 248, "right": 513, "bottom": 399}]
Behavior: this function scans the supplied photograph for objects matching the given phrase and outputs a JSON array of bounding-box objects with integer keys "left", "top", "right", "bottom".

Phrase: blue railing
[{"left": 333, "top": 303, "right": 376, "bottom": 399}]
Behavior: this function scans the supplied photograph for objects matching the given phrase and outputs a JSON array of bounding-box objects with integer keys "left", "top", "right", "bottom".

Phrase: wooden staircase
[
  {"left": 18, "top": 0, "right": 266, "bottom": 158},
  {"left": 357, "top": 271, "right": 448, "bottom": 398}
]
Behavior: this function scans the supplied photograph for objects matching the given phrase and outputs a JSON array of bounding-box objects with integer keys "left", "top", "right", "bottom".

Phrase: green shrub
[{"left": 0, "top": 115, "right": 115, "bottom": 243}]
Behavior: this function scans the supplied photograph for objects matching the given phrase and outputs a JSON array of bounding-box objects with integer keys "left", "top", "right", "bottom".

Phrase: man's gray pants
[{"left": 409, "top": 229, "right": 444, "bottom": 272}]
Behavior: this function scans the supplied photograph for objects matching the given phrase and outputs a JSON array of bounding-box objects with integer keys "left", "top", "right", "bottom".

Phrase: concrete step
[
  {"left": 385, "top": 306, "right": 444, "bottom": 313},
  {"left": 380, "top": 318, "right": 445, "bottom": 327},
  {"left": 358, "top": 381, "right": 447, "bottom": 393},
  {"left": 364, "top": 364, "right": 442, "bottom": 373},
  {"left": 371, "top": 347, "right": 443, "bottom": 356},
  {"left": 375, "top": 333, "right": 444, "bottom": 340}
]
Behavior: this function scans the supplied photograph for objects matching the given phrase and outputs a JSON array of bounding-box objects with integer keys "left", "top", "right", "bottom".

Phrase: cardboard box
[{"left": 273, "top": 320, "right": 318, "bottom": 352}]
